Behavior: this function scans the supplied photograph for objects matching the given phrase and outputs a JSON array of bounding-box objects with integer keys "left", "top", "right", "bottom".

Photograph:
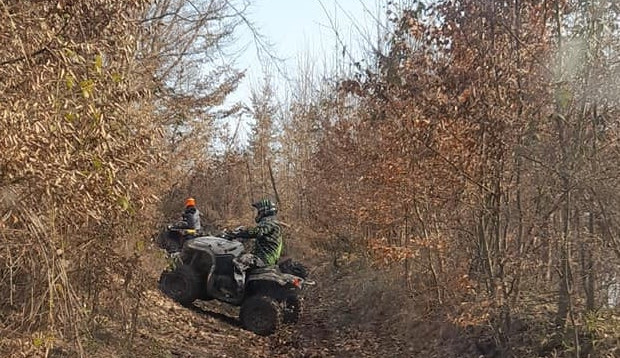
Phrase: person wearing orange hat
[
  {"left": 180, "top": 197, "right": 201, "bottom": 231},
  {"left": 158, "top": 197, "right": 202, "bottom": 253}
]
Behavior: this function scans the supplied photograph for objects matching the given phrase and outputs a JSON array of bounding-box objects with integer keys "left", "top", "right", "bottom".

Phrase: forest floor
[
  {"left": 77, "top": 260, "right": 423, "bottom": 358},
  {"left": 86, "top": 259, "right": 619, "bottom": 358},
  {"left": 40, "top": 256, "right": 434, "bottom": 358},
  {"left": 5, "top": 248, "right": 619, "bottom": 358}
]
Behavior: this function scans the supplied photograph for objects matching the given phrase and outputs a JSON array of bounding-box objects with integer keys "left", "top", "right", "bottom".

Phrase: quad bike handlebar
[
  {"left": 166, "top": 224, "right": 197, "bottom": 236},
  {"left": 220, "top": 226, "right": 246, "bottom": 240}
]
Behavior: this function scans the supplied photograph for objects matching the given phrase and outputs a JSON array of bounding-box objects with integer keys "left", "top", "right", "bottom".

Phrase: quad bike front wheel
[
  {"left": 239, "top": 295, "right": 281, "bottom": 336},
  {"left": 158, "top": 264, "right": 200, "bottom": 307}
]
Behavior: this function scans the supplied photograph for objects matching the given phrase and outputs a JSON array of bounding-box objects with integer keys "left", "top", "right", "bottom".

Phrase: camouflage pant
[
  {"left": 234, "top": 253, "right": 265, "bottom": 270},
  {"left": 232, "top": 253, "right": 265, "bottom": 290}
]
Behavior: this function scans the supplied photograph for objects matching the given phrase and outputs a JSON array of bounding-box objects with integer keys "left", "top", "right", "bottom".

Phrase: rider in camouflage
[{"left": 230, "top": 198, "right": 283, "bottom": 291}]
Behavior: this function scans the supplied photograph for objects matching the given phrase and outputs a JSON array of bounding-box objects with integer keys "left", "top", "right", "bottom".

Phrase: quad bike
[
  {"left": 156, "top": 224, "right": 199, "bottom": 253},
  {"left": 158, "top": 232, "right": 312, "bottom": 336}
]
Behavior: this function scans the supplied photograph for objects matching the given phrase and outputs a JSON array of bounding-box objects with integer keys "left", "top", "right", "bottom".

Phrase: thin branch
[
  {"left": 496, "top": 19, "right": 554, "bottom": 76},
  {"left": 222, "top": 0, "right": 288, "bottom": 80}
]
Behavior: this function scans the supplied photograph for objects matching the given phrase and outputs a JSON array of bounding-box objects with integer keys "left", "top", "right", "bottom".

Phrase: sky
[{"left": 229, "top": 0, "right": 382, "bottom": 106}]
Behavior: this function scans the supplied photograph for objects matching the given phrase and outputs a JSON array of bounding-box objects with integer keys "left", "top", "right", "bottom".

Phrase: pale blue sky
[
  {"left": 217, "top": 0, "right": 383, "bottom": 146},
  {"left": 231, "top": 0, "right": 382, "bottom": 104}
]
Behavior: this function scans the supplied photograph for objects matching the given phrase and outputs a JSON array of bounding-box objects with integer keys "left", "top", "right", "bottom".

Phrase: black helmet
[{"left": 252, "top": 198, "right": 277, "bottom": 222}]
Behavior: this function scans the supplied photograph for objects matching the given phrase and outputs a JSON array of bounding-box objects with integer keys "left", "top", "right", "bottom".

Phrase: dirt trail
[
  {"left": 125, "top": 288, "right": 333, "bottom": 358},
  {"left": 32, "top": 251, "right": 428, "bottom": 358},
  {"left": 118, "top": 260, "right": 420, "bottom": 358},
  {"left": 129, "top": 290, "right": 269, "bottom": 357},
  {"left": 127, "top": 275, "right": 336, "bottom": 358},
  {"left": 44, "top": 254, "right": 615, "bottom": 358}
]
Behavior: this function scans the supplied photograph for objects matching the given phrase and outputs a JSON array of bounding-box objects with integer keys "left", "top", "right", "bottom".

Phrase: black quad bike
[
  {"left": 158, "top": 233, "right": 312, "bottom": 336},
  {"left": 156, "top": 225, "right": 200, "bottom": 254}
]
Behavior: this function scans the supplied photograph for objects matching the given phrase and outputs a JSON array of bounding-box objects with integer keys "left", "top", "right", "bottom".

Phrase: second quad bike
[
  {"left": 156, "top": 224, "right": 200, "bottom": 253},
  {"left": 158, "top": 234, "right": 312, "bottom": 336}
]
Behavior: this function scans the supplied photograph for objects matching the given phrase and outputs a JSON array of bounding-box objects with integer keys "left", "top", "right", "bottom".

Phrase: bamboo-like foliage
[
  {"left": 0, "top": 0, "right": 246, "bottom": 354},
  {"left": 0, "top": 0, "right": 158, "bottom": 339}
]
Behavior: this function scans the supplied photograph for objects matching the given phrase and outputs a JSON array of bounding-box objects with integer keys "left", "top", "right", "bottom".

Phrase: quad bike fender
[
  {"left": 245, "top": 269, "right": 306, "bottom": 297},
  {"left": 191, "top": 249, "right": 218, "bottom": 299},
  {"left": 186, "top": 236, "right": 244, "bottom": 256},
  {"left": 278, "top": 258, "right": 309, "bottom": 279},
  {"left": 176, "top": 244, "right": 218, "bottom": 300}
]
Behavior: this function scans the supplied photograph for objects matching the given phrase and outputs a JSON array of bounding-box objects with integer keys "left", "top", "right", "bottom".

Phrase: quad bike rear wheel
[
  {"left": 158, "top": 264, "right": 200, "bottom": 307},
  {"left": 282, "top": 294, "right": 303, "bottom": 324},
  {"left": 239, "top": 295, "right": 281, "bottom": 336}
]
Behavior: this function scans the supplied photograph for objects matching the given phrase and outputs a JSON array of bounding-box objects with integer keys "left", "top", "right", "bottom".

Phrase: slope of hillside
[{"left": 4, "top": 249, "right": 618, "bottom": 358}]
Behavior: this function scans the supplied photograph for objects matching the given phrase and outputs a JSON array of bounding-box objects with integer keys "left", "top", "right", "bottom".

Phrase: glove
[
  {"left": 232, "top": 226, "right": 246, "bottom": 237},
  {"left": 222, "top": 230, "right": 236, "bottom": 240}
]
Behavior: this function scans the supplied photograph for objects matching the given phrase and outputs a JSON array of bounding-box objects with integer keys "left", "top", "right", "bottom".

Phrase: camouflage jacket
[{"left": 236, "top": 216, "right": 282, "bottom": 266}]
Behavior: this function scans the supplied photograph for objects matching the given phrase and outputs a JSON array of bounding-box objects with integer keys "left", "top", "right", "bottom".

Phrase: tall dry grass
[
  {"left": 1, "top": 0, "right": 249, "bottom": 354},
  {"left": 0, "top": 1, "right": 167, "bottom": 355}
]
